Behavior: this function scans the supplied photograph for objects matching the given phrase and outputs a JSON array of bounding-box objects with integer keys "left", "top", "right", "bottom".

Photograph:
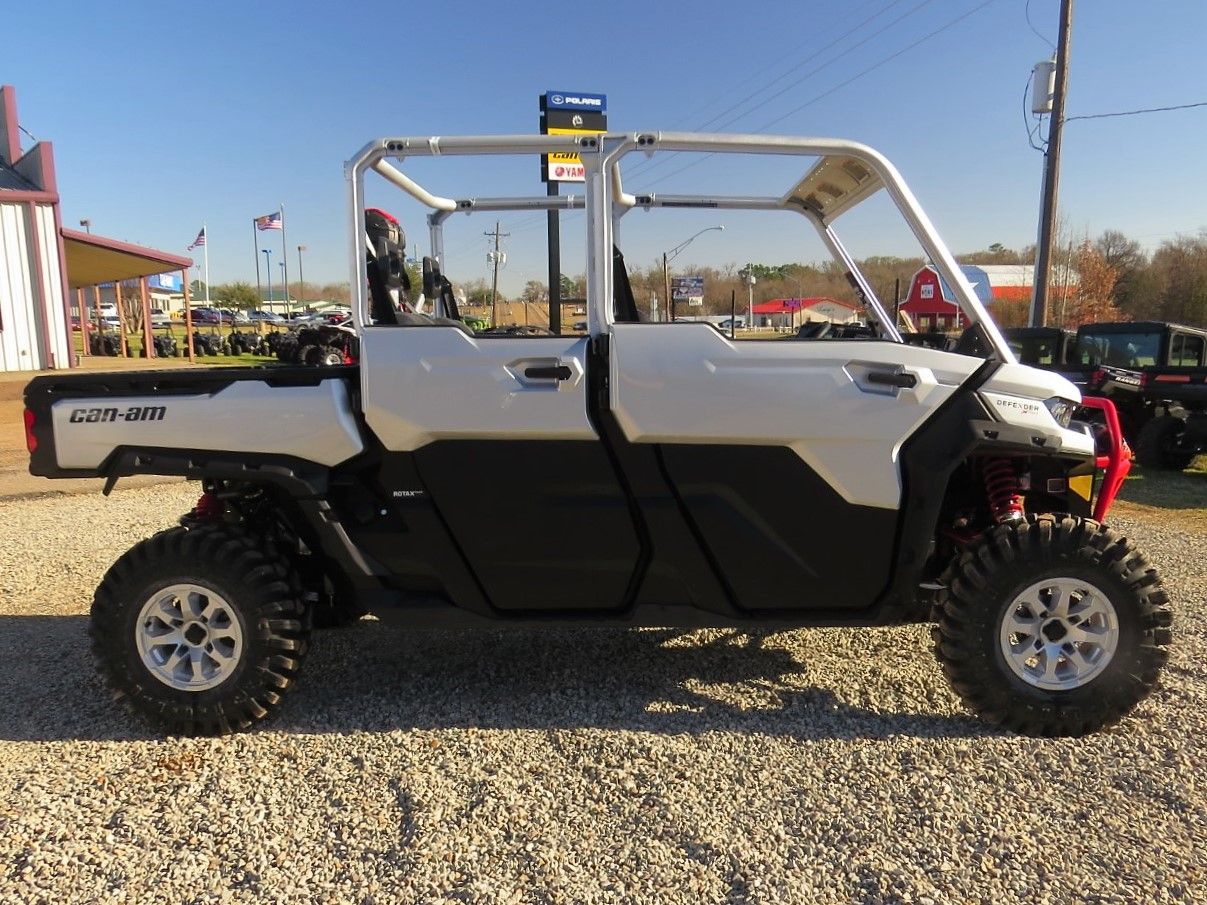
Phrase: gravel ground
[{"left": 0, "top": 484, "right": 1204, "bottom": 904}]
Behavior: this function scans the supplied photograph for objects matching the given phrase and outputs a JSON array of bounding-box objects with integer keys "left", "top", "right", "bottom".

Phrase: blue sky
[{"left": 6, "top": 0, "right": 1206, "bottom": 295}]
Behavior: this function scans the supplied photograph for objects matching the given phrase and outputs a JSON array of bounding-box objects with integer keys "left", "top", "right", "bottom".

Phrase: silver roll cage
[{"left": 345, "top": 131, "right": 1015, "bottom": 362}]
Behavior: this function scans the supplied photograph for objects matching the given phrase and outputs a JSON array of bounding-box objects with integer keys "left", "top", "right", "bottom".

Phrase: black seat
[{"left": 613, "top": 246, "right": 643, "bottom": 323}]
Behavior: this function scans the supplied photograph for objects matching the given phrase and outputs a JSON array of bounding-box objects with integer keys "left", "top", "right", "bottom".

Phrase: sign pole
[{"left": 547, "top": 182, "right": 560, "bottom": 334}]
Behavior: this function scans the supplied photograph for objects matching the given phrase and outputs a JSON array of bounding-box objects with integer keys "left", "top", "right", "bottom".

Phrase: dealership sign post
[{"left": 540, "top": 91, "right": 607, "bottom": 333}]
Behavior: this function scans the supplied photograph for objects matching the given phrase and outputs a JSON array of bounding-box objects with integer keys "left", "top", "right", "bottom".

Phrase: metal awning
[{"left": 61, "top": 228, "right": 192, "bottom": 289}]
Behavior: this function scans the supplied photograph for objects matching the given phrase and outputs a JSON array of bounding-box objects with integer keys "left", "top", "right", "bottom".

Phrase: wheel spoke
[
  {"left": 155, "top": 597, "right": 181, "bottom": 624},
  {"left": 1005, "top": 609, "right": 1039, "bottom": 637},
  {"left": 185, "top": 592, "right": 207, "bottom": 620},
  {"left": 163, "top": 647, "right": 189, "bottom": 677},
  {"left": 1045, "top": 585, "right": 1067, "bottom": 618},
  {"left": 1041, "top": 645, "right": 1064, "bottom": 681},
  {"left": 147, "top": 626, "right": 185, "bottom": 646},
  {"left": 1065, "top": 645, "right": 1093, "bottom": 677},
  {"left": 188, "top": 648, "right": 205, "bottom": 682}
]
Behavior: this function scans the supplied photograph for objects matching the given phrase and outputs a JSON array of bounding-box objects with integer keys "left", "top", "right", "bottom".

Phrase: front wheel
[
  {"left": 935, "top": 515, "right": 1171, "bottom": 736},
  {"left": 90, "top": 525, "right": 311, "bottom": 735}
]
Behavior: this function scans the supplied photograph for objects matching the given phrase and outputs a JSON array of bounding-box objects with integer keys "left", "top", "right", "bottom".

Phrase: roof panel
[{"left": 782, "top": 155, "right": 883, "bottom": 223}]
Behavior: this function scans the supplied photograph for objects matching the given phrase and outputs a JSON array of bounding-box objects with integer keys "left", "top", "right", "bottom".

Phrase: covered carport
[{"left": 62, "top": 229, "right": 196, "bottom": 362}]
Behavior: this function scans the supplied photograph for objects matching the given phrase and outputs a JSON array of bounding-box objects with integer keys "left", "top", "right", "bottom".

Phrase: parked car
[
  {"left": 246, "top": 310, "right": 286, "bottom": 325},
  {"left": 150, "top": 309, "right": 171, "bottom": 328},
  {"left": 191, "top": 307, "right": 232, "bottom": 325}
]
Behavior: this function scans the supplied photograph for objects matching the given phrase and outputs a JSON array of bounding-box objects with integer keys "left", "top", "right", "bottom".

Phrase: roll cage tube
[{"left": 344, "top": 132, "right": 1017, "bottom": 363}]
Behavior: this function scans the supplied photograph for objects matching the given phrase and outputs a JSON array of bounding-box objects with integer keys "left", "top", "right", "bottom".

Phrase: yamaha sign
[{"left": 543, "top": 91, "right": 607, "bottom": 112}]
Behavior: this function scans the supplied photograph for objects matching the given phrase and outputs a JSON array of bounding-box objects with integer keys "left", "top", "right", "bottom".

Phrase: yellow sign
[{"left": 545, "top": 126, "right": 603, "bottom": 182}]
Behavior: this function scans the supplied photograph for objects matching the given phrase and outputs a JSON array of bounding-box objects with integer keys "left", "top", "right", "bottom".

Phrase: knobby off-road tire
[
  {"left": 935, "top": 514, "right": 1172, "bottom": 737},
  {"left": 1135, "top": 415, "right": 1196, "bottom": 471},
  {"left": 90, "top": 525, "right": 310, "bottom": 735}
]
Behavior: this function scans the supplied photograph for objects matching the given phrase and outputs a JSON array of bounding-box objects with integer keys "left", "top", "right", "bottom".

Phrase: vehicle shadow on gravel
[{"left": 0, "top": 616, "right": 992, "bottom": 742}]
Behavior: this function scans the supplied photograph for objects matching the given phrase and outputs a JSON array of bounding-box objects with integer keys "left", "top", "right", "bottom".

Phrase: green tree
[
  {"left": 560, "top": 273, "right": 583, "bottom": 298},
  {"left": 522, "top": 280, "right": 548, "bottom": 304},
  {"left": 212, "top": 281, "right": 260, "bottom": 310}
]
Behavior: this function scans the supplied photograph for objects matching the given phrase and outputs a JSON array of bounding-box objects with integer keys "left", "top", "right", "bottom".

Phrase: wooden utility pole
[
  {"left": 1030, "top": 0, "right": 1073, "bottom": 327},
  {"left": 486, "top": 221, "right": 509, "bottom": 326}
]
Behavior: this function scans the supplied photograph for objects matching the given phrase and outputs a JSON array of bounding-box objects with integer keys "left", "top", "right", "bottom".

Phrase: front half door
[{"left": 608, "top": 324, "right": 982, "bottom": 611}]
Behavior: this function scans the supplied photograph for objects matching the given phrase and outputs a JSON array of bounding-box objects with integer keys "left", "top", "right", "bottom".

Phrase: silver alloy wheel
[
  {"left": 135, "top": 583, "right": 244, "bottom": 691},
  {"left": 998, "top": 577, "right": 1120, "bottom": 691}
]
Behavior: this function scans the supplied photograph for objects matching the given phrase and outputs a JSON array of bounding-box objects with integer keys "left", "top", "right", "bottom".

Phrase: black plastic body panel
[
  {"left": 658, "top": 445, "right": 897, "bottom": 611},
  {"left": 411, "top": 440, "right": 642, "bottom": 613}
]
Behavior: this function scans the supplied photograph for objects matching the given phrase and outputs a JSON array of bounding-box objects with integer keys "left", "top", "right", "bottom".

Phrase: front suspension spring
[{"left": 983, "top": 458, "right": 1024, "bottom": 523}]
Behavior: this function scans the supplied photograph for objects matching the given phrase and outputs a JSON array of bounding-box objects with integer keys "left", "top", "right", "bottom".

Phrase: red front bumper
[{"left": 1077, "top": 396, "right": 1131, "bottom": 522}]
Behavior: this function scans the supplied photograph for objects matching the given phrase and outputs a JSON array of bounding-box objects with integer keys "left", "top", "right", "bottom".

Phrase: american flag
[
  {"left": 255, "top": 212, "right": 283, "bottom": 231},
  {"left": 187, "top": 226, "right": 206, "bottom": 250}
]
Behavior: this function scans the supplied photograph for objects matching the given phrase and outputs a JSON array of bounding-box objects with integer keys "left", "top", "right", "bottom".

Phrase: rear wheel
[
  {"left": 1135, "top": 415, "right": 1195, "bottom": 471},
  {"left": 90, "top": 525, "right": 310, "bottom": 735},
  {"left": 935, "top": 514, "right": 1171, "bottom": 736}
]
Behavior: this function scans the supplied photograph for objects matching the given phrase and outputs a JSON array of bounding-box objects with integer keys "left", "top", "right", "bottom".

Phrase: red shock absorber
[
  {"left": 982, "top": 458, "right": 1024, "bottom": 523},
  {"left": 191, "top": 491, "right": 224, "bottom": 521}
]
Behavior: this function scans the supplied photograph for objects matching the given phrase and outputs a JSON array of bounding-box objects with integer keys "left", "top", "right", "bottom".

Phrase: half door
[
  {"left": 360, "top": 326, "right": 641, "bottom": 612},
  {"left": 608, "top": 323, "right": 983, "bottom": 611}
]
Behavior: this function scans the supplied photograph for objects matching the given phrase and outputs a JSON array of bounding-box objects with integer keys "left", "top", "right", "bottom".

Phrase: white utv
[{"left": 24, "top": 132, "right": 1170, "bottom": 736}]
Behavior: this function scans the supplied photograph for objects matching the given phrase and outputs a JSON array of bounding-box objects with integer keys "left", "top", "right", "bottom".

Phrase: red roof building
[{"left": 751, "top": 296, "right": 859, "bottom": 328}]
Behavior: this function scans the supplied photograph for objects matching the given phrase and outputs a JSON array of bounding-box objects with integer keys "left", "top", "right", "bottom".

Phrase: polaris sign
[{"left": 544, "top": 91, "right": 607, "bottom": 112}]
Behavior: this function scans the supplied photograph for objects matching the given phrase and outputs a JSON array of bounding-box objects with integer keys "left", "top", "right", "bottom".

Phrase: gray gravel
[{"left": 0, "top": 484, "right": 1204, "bottom": 904}]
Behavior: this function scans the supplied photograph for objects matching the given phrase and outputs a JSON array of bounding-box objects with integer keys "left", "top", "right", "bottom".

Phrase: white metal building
[{"left": 0, "top": 85, "right": 72, "bottom": 372}]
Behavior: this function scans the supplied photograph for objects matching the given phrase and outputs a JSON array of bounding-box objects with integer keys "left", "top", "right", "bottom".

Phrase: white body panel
[
  {"left": 608, "top": 325, "right": 982, "bottom": 509},
  {"left": 51, "top": 379, "right": 364, "bottom": 470},
  {"left": 359, "top": 328, "right": 594, "bottom": 451}
]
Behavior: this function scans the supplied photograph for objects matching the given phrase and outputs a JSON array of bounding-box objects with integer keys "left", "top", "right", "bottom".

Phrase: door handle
[
  {"left": 866, "top": 370, "right": 918, "bottom": 389},
  {"left": 523, "top": 365, "right": 573, "bottom": 381}
]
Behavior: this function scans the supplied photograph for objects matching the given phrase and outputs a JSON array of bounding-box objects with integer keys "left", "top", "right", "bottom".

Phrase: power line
[
  {"left": 1065, "top": 101, "right": 1207, "bottom": 122},
  {"left": 641, "top": 0, "right": 1000, "bottom": 191},
  {"left": 1025, "top": 0, "right": 1056, "bottom": 51},
  {"left": 622, "top": 0, "right": 922, "bottom": 182},
  {"left": 658, "top": 0, "right": 891, "bottom": 131},
  {"left": 624, "top": 0, "right": 937, "bottom": 183}
]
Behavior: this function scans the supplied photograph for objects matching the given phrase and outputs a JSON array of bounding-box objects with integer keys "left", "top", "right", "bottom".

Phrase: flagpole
[
  {"left": 203, "top": 222, "right": 210, "bottom": 305},
  {"left": 279, "top": 204, "right": 289, "bottom": 313},
  {"left": 253, "top": 219, "right": 262, "bottom": 305}
]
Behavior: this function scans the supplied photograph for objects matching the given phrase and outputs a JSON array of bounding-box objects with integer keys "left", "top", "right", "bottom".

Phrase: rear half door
[
  {"left": 608, "top": 324, "right": 981, "bottom": 612},
  {"left": 360, "top": 327, "right": 641, "bottom": 613}
]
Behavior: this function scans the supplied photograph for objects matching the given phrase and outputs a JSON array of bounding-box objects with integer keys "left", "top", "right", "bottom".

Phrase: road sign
[{"left": 672, "top": 276, "right": 705, "bottom": 307}]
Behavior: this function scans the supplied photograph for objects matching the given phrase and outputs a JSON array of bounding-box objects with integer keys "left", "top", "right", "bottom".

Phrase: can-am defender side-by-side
[{"left": 24, "top": 132, "right": 1171, "bottom": 736}]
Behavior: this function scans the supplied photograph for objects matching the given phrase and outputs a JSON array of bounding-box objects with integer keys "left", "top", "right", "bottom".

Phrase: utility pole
[
  {"left": 663, "top": 252, "right": 672, "bottom": 323},
  {"left": 297, "top": 245, "right": 306, "bottom": 305},
  {"left": 486, "top": 221, "right": 509, "bottom": 326},
  {"left": 1030, "top": 0, "right": 1073, "bottom": 328}
]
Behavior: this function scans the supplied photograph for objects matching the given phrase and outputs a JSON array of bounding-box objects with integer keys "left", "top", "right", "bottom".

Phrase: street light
[
  {"left": 262, "top": 248, "right": 273, "bottom": 313},
  {"left": 662, "top": 225, "right": 724, "bottom": 323},
  {"left": 79, "top": 219, "right": 91, "bottom": 233},
  {"left": 297, "top": 245, "right": 307, "bottom": 306}
]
